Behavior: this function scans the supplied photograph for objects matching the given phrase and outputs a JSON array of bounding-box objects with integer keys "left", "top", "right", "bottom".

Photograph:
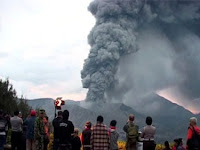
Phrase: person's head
[
  {"left": 14, "top": 110, "right": 19, "bottom": 116},
  {"left": 110, "top": 120, "right": 117, "bottom": 127},
  {"left": 85, "top": 121, "right": 92, "bottom": 128},
  {"left": 43, "top": 116, "right": 48, "bottom": 124},
  {"left": 174, "top": 139, "right": 180, "bottom": 147},
  {"left": 39, "top": 109, "right": 45, "bottom": 118},
  {"left": 30, "top": 110, "right": 36, "bottom": 117},
  {"left": 74, "top": 128, "right": 79, "bottom": 136},
  {"left": 146, "top": 116, "right": 153, "bottom": 125},
  {"left": 129, "top": 114, "right": 134, "bottom": 122},
  {"left": 190, "top": 117, "right": 197, "bottom": 126},
  {"left": 63, "top": 110, "right": 69, "bottom": 120},
  {"left": 57, "top": 111, "right": 63, "bottom": 117},
  {"left": 97, "top": 115, "right": 103, "bottom": 123},
  {"left": 164, "top": 141, "right": 170, "bottom": 149}
]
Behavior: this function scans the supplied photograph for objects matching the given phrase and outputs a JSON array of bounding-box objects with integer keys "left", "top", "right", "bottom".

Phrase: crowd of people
[{"left": 0, "top": 108, "right": 200, "bottom": 150}]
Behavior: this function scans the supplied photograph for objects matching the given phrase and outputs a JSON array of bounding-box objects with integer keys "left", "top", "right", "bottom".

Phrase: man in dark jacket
[
  {"left": 52, "top": 111, "right": 63, "bottom": 150},
  {"left": 58, "top": 110, "right": 74, "bottom": 150}
]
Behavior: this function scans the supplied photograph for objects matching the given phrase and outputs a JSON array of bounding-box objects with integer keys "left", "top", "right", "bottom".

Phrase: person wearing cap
[
  {"left": 81, "top": 121, "right": 92, "bottom": 150},
  {"left": 186, "top": 117, "right": 200, "bottom": 150},
  {"left": 10, "top": 110, "right": 23, "bottom": 150},
  {"left": 34, "top": 109, "right": 45, "bottom": 150},
  {"left": 24, "top": 110, "right": 36, "bottom": 150}
]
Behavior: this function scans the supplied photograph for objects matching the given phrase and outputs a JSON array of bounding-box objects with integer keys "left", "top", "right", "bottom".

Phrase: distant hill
[{"left": 26, "top": 94, "right": 198, "bottom": 143}]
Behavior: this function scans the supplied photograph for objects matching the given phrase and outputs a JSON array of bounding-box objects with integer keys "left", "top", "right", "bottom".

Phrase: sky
[{"left": 0, "top": 0, "right": 95, "bottom": 100}]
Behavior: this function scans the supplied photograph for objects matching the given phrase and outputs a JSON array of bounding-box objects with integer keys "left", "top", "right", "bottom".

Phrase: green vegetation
[{"left": 0, "top": 78, "right": 31, "bottom": 118}]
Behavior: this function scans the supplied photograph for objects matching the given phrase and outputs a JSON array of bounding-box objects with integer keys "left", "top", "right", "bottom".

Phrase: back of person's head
[
  {"left": 85, "top": 121, "right": 92, "bottom": 128},
  {"left": 110, "top": 120, "right": 117, "bottom": 127},
  {"left": 74, "top": 128, "right": 79, "bottom": 135},
  {"left": 58, "top": 111, "right": 63, "bottom": 117},
  {"left": 129, "top": 114, "right": 134, "bottom": 122},
  {"left": 63, "top": 110, "right": 69, "bottom": 120},
  {"left": 164, "top": 141, "right": 170, "bottom": 149},
  {"left": 97, "top": 115, "right": 103, "bottom": 123},
  {"left": 146, "top": 116, "right": 152, "bottom": 125},
  {"left": 190, "top": 117, "right": 197, "bottom": 125},
  {"left": 14, "top": 110, "right": 19, "bottom": 116},
  {"left": 30, "top": 110, "right": 36, "bottom": 116}
]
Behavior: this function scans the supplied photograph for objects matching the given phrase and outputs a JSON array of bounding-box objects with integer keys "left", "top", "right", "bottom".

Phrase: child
[
  {"left": 71, "top": 128, "right": 81, "bottom": 150},
  {"left": 109, "top": 120, "right": 119, "bottom": 150}
]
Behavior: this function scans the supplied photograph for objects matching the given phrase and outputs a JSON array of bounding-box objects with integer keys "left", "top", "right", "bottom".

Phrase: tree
[{"left": 0, "top": 78, "right": 31, "bottom": 117}]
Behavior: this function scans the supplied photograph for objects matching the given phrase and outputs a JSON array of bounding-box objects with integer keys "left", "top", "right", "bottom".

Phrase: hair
[
  {"left": 164, "top": 141, "right": 170, "bottom": 149},
  {"left": 97, "top": 115, "right": 103, "bottom": 123},
  {"left": 44, "top": 116, "right": 48, "bottom": 121},
  {"left": 110, "top": 120, "right": 117, "bottom": 126},
  {"left": 190, "top": 117, "right": 197, "bottom": 125},
  {"left": 85, "top": 121, "right": 92, "bottom": 128},
  {"left": 146, "top": 116, "right": 152, "bottom": 125},
  {"left": 63, "top": 110, "right": 69, "bottom": 120},
  {"left": 0, "top": 110, "right": 3, "bottom": 115},
  {"left": 129, "top": 114, "right": 134, "bottom": 121},
  {"left": 74, "top": 128, "right": 79, "bottom": 134},
  {"left": 14, "top": 111, "right": 19, "bottom": 116},
  {"left": 58, "top": 111, "right": 63, "bottom": 116}
]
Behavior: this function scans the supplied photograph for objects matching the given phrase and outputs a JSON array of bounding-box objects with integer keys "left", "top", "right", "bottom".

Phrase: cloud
[{"left": 0, "top": 0, "right": 94, "bottom": 99}]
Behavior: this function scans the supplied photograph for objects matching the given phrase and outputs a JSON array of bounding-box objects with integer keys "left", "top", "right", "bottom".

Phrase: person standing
[
  {"left": 58, "top": 109, "right": 74, "bottom": 150},
  {"left": 71, "top": 128, "right": 81, "bottom": 150},
  {"left": 140, "top": 116, "right": 156, "bottom": 150},
  {"left": 10, "top": 110, "right": 23, "bottom": 150},
  {"left": 90, "top": 115, "right": 109, "bottom": 150},
  {"left": 52, "top": 111, "right": 63, "bottom": 150},
  {"left": 34, "top": 109, "right": 45, "bottom": 150},
  {"left": 109, "top": 120, "right": 119, "bottom": 150},
  {"left": 0, "top": 110, "right": 8, "bottom": 150},
  {"left": 81, "top": 121, "right": 92, "bottom": 150},
  {"left": 186, "top": 117, "right": 200, "bottom": 150},
  {"left": 24, "top": 110, "right": 36, "bottom": 150},
  {"left": 123, "top": 114, "right": 139, "bottom": 150},
  {"left": 43, "top": 116, "right": 50, "bottom": 150}
]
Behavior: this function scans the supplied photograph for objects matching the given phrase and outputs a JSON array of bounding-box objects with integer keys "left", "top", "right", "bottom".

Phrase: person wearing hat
[
  {"left": 34, "top": 109, "right": 45, "bottom": 150},
  {"left": 81, "top": 121, "right": 92, "bottom": 150},
  {"left": 24, "top": 110, "right": 36, "bottom": 150}
]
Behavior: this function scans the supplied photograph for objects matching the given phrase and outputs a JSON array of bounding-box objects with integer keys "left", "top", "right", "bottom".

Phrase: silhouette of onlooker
[
  {"left": 109, "top": 120, "right": 119, "bottom": 150},
  {"left": 163, "top": 141, "right": 171, "bottom": 150},
  {"left": 52, "top": 111, "right": 63, "bottom": 150},
  {"left": 91, "top": 115, "right": 109, "bottom": 150},
  {"left": 123, "top": 114, "right": 139, "bottom": 150},
  {"left": 0, "top": 110, "right": 8, "bottom": 150},
  {"left": 10, "top": 110, "right": 23, "bottom": 150},
  {"left": 43, "top": 116, "right": 50, "bottom": 150},
  {"left": 34, "top": 109, "right": 45, "bottom": 150},
  {"left": 71, "top": 128, "right": 81, "bottom": 150},
  {"left": 81, "top": 121, "right": 92, "bottom": 150},
  {"left": 140, "top": 116, "right": 156, "bottom": 150},
  {"left": 58, "top": 109, "right": 74, "bottom": 150},
  {"left": 24, "top": 110, "right": 36, "bottom": 150}
]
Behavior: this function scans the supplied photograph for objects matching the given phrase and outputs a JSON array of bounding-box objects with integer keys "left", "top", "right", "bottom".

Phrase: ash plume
[{"left": 81, "top": 0, "right": 200, "bottom": 104}]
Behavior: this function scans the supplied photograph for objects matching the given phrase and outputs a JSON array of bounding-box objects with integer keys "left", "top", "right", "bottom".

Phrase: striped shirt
[{"left": 91, "top": 122, "right": 109, "bottom": 150}]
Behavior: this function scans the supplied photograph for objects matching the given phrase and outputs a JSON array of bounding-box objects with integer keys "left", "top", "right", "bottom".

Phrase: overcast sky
[{"left": 0, "top": 0, "right": 95, "bottom": 100}]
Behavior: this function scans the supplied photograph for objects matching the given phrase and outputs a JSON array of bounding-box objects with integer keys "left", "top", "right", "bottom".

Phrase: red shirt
[{"left": 186, "top": 125, "right": 200, "bottom": 149}]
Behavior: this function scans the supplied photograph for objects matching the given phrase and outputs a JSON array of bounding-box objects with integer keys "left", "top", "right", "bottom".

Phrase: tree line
[{"left": 0, "top": 78, "right": 31, "bottom": 118}]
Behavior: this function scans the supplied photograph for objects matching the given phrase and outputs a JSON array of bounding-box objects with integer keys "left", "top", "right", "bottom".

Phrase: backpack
[
  {"left": 187, "top": 126, "right": 200, "bottom": 150},
  {"left": 127, "top": 124, "right": 138, "bottom": 139}
]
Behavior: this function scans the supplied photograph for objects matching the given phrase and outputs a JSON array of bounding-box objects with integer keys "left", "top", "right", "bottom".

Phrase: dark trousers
[
  {"left": 11, "top": 131, "right": 22, "bottom": 150},
  {"left": 53, "top": 139, "right": 60, "bottom": 150},
  {"left": 0, "top": 135, "right": 6, "bottom": 150},
  {"left": 143, "top": 141, "right": 155, "bottom": 150}
]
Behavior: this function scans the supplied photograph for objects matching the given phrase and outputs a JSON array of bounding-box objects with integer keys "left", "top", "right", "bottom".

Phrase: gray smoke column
[{"left": 81, "top": 0, "right": 200, "bottom": 103}]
